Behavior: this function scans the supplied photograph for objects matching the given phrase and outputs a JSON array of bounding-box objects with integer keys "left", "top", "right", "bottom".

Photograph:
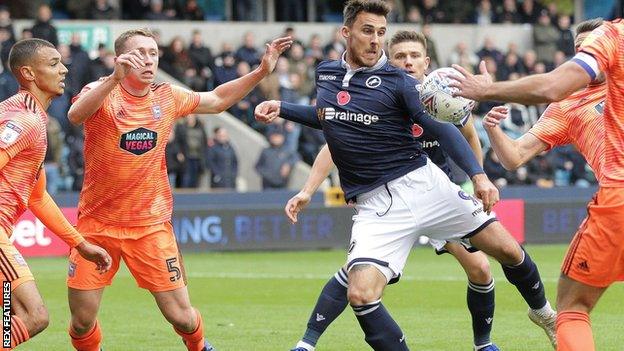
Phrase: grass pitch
[{"left": 25, "top": 245, "right": 624, "bottom": 350}]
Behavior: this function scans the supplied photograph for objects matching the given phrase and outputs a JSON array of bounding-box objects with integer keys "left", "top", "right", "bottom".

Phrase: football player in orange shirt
[
  {"left": 449, "top": 17, "right": 622, "bottom": 351},
  {"left": 0, "top": 38, "right": 111, "bottom": 350},
  {"left": 66, "top": 29, "right": 291, "bottom": 351}
]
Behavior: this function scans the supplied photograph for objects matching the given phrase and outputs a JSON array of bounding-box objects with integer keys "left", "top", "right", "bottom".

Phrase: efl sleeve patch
[{"left": 0, "top": 121, "right": 23, "bottom": 148}]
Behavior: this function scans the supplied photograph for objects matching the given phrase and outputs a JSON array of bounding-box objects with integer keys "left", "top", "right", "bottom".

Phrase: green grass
[{"left": 22, "top": 245, "right": 624, "bottom": 350}]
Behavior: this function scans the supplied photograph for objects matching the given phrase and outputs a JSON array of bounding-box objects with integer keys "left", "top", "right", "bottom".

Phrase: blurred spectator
[
  {"left": 187, "top": 30, "right": 215, "bottom": 88},
  {"left": 90, "top": 45, "right": 115, "bottom": 81},
  {"left": 0, "top": 6, "right": 15, "bottom": 43},
  {"left": 323, "top": 28, "right": 345, "bottom": 57},
  {"left": 419, "top": 0, "right": 445, "bottom": 24},
  {"left": 484, "top": 149, "right": 510, "bottom": 188},
  {"left": 0, "top": 61, "right": 17, "bottom": 101},
  {"left": 229, "top": 61, "right": 265, "bottom": 132},
  {"left": 233, "top": 0, "right": 261, "bottom": 21},
  {"left": 473, "top": 0, "right": 495, "bottom": 25},
  {"left": 519, "top": 0, "right": 541, "bottom": 23},
  {"left": 305, "top": 34, "right": 324, "bottom": 63},
  {"left": 45, "top": 116, "right": 64, "bottom": 194},
  {"left": 299, "top": 126, "right": 325, "bottom": 166},
  {"left": 526, "top": 152, "right": 554, "bottom": 188},
  {"left": 552, "top": 50, "right": 566, "bottom": 68},
  {"left": 522, "top": 49, "right": 538, "bottom": 74},
  {"left": 206, "top": 127, "right": 238, "bottom": 189},
  {"left": 255, "top": 131, "right": 299, "bottom": 190},
  {"left": 498, "top": 52, "right": 525, "bottom": 80},
  {"left": 550, "top": 145, "right": 592, "bottom": 187},
  {"left": 202, "top": 0, "right": 226, "bottom": 21},
  {"left": 162, "top": 36, "right": 204, "bottom": 90},
  {"left": 180, "top": 0, "right": 204, "bottom": 20},
  {"left": 476, "top": 37, "right": 504, "bottom": 65},
  {"left": 440, "top": 0, "right": 472, "bottom": 24},
  {"left": 66, "top": 0, "right": 91, "bottom": 19},
  {"left": 69, "top": 33, "right": 92, "bottom": 90},
  {"left": 556, "top": 15, "right": 575, "bottom": 57},
  {"left": 448, "top": 41, "right": 479, "bottom": 69},
  {"left": 235, "top": 31, "right": 260, "bottom": 67},
  {"left": 0, "top": 27, "right": 13, "bottom": 67},
  {"left": 20, "top": 28, "right": 33, "bottom": 40},
  {"left": 422, "top": 24, "right": 440, "bottom": 69},
  {"left": 405, "top": 6, "right": 422, "bottom": 24},
  {"left": 213, "top": 50, "right": 238, "bottom": 87},
  {"left": 91, "top": 0, "right": 118, "bottom": 20},
  {"left": 176, "top": 114, "right": 208, "bottom": 188},
  {"left": 31, "top": 4, "right": 58, "bottom": 46},
  {"left": 496, "top": 0, "right": 521, "bottom": 24},
  {"left": 386, "top": 0, "right": 404, "bottom": 23},
  {"left": 287, "top": 43, "right": 305, "bottom": 74},
  {"left": 66, "top": 126, "right": 85, "bottom": 191},
  {"left": 144, "top": 0, "right": 175, "bottom": 21},
  {"left": 533, "top": 10, "right": 559, "bottom": 65},
  {"left": 166, "top": 129, "right": 185, "bottom": 188},
  {"left": 123, "top": 0, "right": 150, "bottom": 20}
]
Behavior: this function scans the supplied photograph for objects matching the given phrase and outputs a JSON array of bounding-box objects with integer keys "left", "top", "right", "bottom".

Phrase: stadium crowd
[{"left": 0, "top": 1, "right": 598, "bottom": 192}]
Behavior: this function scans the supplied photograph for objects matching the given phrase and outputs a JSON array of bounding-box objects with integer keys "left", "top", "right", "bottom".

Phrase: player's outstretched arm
[
  {"left": 285, "top": 144, "right": 334, "bottom": 224},
  {"left": 28, "top": 170, "right": 112, "bottom": 272},
  {"left": 459, "top": 116, "right": 483, "bottom": 166},
  {"left": 255, "top": 100, "right": 321, "bottom": 129},
  {"left": 68, "top": 49, "right": 146, "bottom": 125},
  {"left": 448, "top": 60, "right": 590, "bottom": 105},
  {"left": 483, "top": 106, "right": 548, "bottom": 170},
  {"left": 194, "top": 37, "right": 293, "bottom": 114}
]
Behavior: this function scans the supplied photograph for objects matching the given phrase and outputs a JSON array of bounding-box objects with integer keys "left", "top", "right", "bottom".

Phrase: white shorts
[
  {"left": 428, "top": 237, "right": 480, "bottom": 255},
  {"left": 347, "top": 160, "right": 497, "bottom": 282}
]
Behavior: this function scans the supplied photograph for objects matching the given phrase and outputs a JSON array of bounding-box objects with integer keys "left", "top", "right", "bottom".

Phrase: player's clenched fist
[
  {"left": 112, "top": 49, "right": 146, "bottom": 81},
  {"left": 471, "top": 173, "right": 500, "bottom": 214},
  {"left": 255, "top": 100, "right": 281, "bottom": 124},
  {"left": 482, "top": 106, "right": 509, "bottom": 129},
  {"left": 75, "top": 241, "right": 113, "bottom": 273},
  {"left": 285, "top": 191, "right": 312, "bottom": 224},
  {"left": 259, "top": 36, "right": 293, "bottom": 74}
]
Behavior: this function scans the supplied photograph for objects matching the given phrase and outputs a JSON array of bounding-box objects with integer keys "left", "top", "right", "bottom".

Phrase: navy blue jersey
[
  {"left": 412, "top": 121, "right": 466, "bottom": 181},
  {"left": 280, "top": 54, "right": 483, "bottom": 201}
]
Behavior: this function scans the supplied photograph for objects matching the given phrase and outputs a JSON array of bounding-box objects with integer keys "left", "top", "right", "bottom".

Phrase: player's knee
[
  {"left": 465, "top": 259, "right": 492, "bottom": 284},
  {"left": 166, "top": 307, "right": 196, "bottom": 332},
  {"left": 347, "top": 285, "right": 381, "bottom": 306},
  {"left": 27, "top": 304, "right": 49, "bottom": 337},
  {"left": 70, "top": 314, "right": 97, "bottom": 336}
]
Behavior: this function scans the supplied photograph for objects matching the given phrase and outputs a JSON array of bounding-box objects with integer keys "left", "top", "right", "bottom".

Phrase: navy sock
[
  {"left": 353, "top": 301, "right": 409, "bottom": 351},
  {"left": 301, "top": 268, "right": 349, "bottom": 346},
  {"left": 502, "top": 249, "right": 547, "bottom": 310},
  {"left": 467, "top": 280, "right": 495, "bottom": 347}
]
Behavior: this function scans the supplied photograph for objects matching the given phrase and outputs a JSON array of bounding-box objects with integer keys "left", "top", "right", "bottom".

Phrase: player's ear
[
  {"left": 18, "top": 66, "right": 35, "bottom": 82},
  {"left": 341, "top": 26, "right": 350, "bottom": 40},
  {"left": 424, "top": 57, "right": 431, "bottom": 69}
]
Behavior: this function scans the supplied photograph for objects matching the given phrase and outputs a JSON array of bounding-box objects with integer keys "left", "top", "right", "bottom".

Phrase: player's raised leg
[
  {"left": 291, "top": 267, "right": 349, "bottom": 351},
  {"left": 152, "top": 287, "right": 214, "bottom": 351},
  {"left": 68, "top": 288, "right": 104, "bottom": 351},
  {"left": 468, "top": 222, "right": 557, "bottom": 348},
  {"left": 444, "top": 243, "right": 497, "bottom": 351}
]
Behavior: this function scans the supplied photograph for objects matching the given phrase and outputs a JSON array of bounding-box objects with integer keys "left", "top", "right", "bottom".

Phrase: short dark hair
[
  {"left": 114, "top": 28, "right": 156, "bottom": 55},
  {"left": 575, "top": 18, "right": 604, "bottom": 36},
  {"left": 8, "top": 38, "right": 55, "bottom": 76},
  {"left": 389, "top": 30, "right": 427, "bottom": 51},
  {"left": 343, "top": 0, "right": 391, "bottom": 27}
]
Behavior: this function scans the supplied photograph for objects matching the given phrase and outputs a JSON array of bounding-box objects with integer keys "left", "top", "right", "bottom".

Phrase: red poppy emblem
[
  {"left": 337, "top": 91, "right": 351, "bottom": 106},
  {"left": 412, "top": 123, "right": 424, "bottom": 137}
]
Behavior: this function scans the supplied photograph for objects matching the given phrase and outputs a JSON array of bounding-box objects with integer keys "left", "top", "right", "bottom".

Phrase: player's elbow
[{"left": 67, "top": 108, "right": 84, "bottom": 126}]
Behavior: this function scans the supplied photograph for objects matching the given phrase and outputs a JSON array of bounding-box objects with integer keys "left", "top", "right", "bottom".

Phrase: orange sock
[
  {"left": 174, "top": 309, "right": 205, "bottom": 351},
  {"left": 69, "top": 320, "right": 102, "bottom": 351},
  {"left": 7, "top": 315, "right": 30, "bottom": 349},
  {"left": 556, "top": 311, "right": 595, "bottom": 351}
]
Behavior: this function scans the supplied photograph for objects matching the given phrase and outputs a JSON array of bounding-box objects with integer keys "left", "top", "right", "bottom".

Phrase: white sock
[
  {"left": 533, "top": 300, "right": 555, "bottom": 315},
  {"left": 295, "top": 340, "right": 315, "bottom": 351}
]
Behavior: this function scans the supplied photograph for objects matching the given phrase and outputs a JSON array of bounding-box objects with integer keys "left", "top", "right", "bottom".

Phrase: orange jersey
[
  {"left": 74, "top": 82, "right": 199, "bottom": 227},
  {"left": 528, "top": 83, "right": 606, "bottom": 181},
  {"left": 0, "top": 90, "right": 48, "bottom": 236},
  {"left": 574, "top": 20, "right": 624, "bottom": 187}
]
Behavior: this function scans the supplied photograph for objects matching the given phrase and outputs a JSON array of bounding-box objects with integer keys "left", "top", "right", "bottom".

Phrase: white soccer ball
[{"left": 419, "top": 67, "right": 476, "bottom": 124}]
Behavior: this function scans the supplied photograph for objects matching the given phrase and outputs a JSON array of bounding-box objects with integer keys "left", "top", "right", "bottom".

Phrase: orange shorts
[
  {"left": 0, "top": 232, "right": 33, "bottom": 291},
  {"left": 67, "top": 217, "right": 186, "bottom": 292},
  {"left": 561, "top": 187, "right": 624, "bottom": 288}
]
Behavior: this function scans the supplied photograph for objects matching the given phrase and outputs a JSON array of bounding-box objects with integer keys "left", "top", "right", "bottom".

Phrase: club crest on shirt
[
  {"left": 68, "top": 262, "right": 76, "bottom": 277},
  {"left": 152, "top": 104, "right": 162, "bottom": 120},
  {"left": 0, "top": 121, "right": 22, "bottom": 146},
  {"left": 337, "top": 91, "right": 351, "bottom": 106},
  {"left": 365, "top": 75, "right": 382, "bottom": 88},
  {"left": 119, "top": 127, "right": 158, "bottom": 155},
  {"left": 595, "top": 101, "right": 605, "bottom": 114}
]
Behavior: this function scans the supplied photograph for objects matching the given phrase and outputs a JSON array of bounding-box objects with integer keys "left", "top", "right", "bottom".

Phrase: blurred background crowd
[{"left": 0, "top": 0, "right": 608, "bottom": 193}]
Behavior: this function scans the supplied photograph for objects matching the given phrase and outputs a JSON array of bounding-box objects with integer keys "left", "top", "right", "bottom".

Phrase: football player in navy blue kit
[{"left": 256, "top": 1, "right": 556, "bottom": 350}]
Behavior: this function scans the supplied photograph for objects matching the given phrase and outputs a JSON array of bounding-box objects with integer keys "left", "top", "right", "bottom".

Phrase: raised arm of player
[
  {"left": 285, "top": 144, "right": 334, "bottom": 224},
  {"left": 27, "top": 170, "right": 112, "bottom": 272},
  {"left": 449, "top": 60, "right": 590, "bottom": 105},
  {"left": 193, "top": 37, "right": 292, "bottom": 114},
  {"left": 459, "top": 116, "right": 483, "bottom": 166},
  {"left": 68, "top": 49, "right": 147, "bottom": 125},
  {"left": 255, "top": 101, "right": 322, "bottom": 129},
  {"left": 483, "top": 106, "right": 548, "bottom": 170}
]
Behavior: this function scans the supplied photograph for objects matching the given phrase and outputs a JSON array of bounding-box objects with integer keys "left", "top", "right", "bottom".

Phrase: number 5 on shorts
[{"left": 166, "top": 257, "right": 181, "bottom": 282}]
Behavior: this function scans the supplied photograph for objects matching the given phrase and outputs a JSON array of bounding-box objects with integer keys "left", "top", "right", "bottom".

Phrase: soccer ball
[{"left": 419, "top": 67, "right": 476, "bottom": 124}]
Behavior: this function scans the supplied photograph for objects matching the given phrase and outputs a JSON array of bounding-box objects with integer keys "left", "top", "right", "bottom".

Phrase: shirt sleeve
[
  {"left": 573, "top": 22, "right": 620, "bottom": 80},
  {"left": 0, "top": 112, "right": 41, "bottom": 158},
  {"left": 527, "top": 103, "right": 570, "bottom": 151},
  {"left": 171, "top": 84, "right": 200, "bottom": 118}
]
